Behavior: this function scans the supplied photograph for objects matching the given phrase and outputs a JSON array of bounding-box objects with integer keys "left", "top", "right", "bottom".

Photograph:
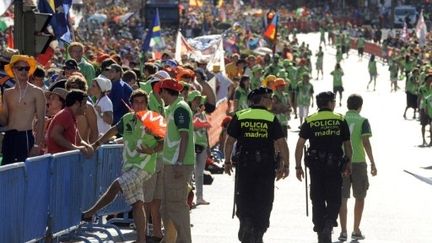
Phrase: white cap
[
  {"left": 148, "top": 70, "right": 171, "bottom": 84},
  {"left": 94, "top": 75, "right": 112, "bottom": 92}
]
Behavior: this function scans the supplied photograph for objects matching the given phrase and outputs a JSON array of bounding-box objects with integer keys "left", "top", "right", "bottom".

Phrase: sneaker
[
  {"left": 196, "top": 199, "right": 210, "bottom": 205},
  {"left": 351, "top": 231, "right": 365, "bottom": 240},
  {"left": 338, "top": 232, "right": 348, "bottom": 241}
]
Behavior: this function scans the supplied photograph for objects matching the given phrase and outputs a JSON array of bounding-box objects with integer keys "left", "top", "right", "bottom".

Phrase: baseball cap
[
  {"left": 63, "top": 59, "right": 79, "bottom": 70},
  {"left": 154, "top": 78, "right": 183, "bottom": 93},
  {"left": 93, "top": 75, "right": 112, "bottom": 92},
  {"left": 187, "top": 90, "right": 206, "bottom": 103},
  {"left": 148, "top": 70, "right": 171, "bottom": 85},
  {"left": 105, "top": 63, "right": 123, "bottom": 72}
]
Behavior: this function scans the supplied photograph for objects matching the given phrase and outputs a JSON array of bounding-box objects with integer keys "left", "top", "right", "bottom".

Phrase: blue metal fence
[
  {"left": 0, "top": 145, "right": 131, "bottom": 242},
  {"left": 24, "top": 154, "right": 51, "bottom": 242},
  {"left": 0, "top": 163, "right": 26, "bottom": 243}
]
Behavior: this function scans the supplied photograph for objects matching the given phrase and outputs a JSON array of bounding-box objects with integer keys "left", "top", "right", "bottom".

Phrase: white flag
[
  {"left": 416, "top": 10, "right": 428, "bottom": 47},
  {"left": 0, "top": 0, "right": 13, "bottom": 16}
]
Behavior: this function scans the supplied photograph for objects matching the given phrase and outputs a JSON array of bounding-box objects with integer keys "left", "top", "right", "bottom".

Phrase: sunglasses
[{"left": 14, "top": 66, "right": 30, "bottom": 72}]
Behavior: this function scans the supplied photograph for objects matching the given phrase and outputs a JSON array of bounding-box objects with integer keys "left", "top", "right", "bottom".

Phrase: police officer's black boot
[
  {"left": 239, "top": 218, "right": 253, "bottom": 242},
  {"left": 318, "top": 221, "right": 333, "bottom": 243}
]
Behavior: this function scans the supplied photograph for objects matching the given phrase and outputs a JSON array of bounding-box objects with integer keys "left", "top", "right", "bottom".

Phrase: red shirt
[{"left": 46, "top": 107, "right": 79, "bottom": 154}]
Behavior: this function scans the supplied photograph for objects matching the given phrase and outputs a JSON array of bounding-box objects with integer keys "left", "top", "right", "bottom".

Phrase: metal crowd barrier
[{"left": 0, "top": 144, "right": 130, "bottom": 242}]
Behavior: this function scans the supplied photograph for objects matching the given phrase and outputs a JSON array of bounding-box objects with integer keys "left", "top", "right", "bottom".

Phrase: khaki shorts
[
  {"left": 118, "top": 167, "right": 151, "bottom": 205},
  {"left": 342, "top": 163, "right": 369, "bottom": 199},
  {"left": 143, "top": 169, "right": 163, "bottom": 202}
]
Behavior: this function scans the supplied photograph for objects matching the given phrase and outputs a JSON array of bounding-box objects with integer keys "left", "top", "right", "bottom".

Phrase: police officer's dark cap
[
  {"left": 316, "top": 91, "right": 336, "bottom": 103},
  {"left": 247, "top": 87, "right": 273, "bottom": 100}
]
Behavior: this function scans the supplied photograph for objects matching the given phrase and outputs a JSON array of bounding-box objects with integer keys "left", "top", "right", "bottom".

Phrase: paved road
[
  {"left": 190, "top": 33, "right": 432, "bottom": 243},
  {"left": 84, "top": 33, "right": 432, "bottom": 243}
]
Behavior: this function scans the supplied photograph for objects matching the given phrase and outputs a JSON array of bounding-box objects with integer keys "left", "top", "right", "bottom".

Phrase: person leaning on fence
[
  {"left": 82, "top": 89, "right": 163, "bottom": 243},
  {"left": 45, "top": 89, "right": 93, "bottom": 156},
  {"left": 224, "top": 87, "right": 290, "bottom": 243},
  {"left": 294, "top": 91, "right": 352, "bottom": 243},
  {"left": 0, "top": 55, "right": 46, "bottom": 165}
]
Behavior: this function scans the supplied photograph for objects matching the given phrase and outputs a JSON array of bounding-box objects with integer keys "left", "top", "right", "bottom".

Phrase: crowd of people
[{"left": 0, "top": 0, "right": 432, "bottom": 243}]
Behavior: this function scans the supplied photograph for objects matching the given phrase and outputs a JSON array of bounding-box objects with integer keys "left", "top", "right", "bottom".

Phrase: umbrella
[{"left": 88, "top": 13, "right": 107, "bottom": 23}]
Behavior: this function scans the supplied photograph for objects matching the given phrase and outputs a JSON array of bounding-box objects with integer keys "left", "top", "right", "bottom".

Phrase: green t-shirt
[
  {"left": 389, "top": 60, "right": 399, "bottom": 80},
  {"left": 357, "top": 37, "right": 365, "bottom": 48},
  {"left": 234, "top": 87, "right": 249, "bottom": 111},
  {"left": 345, "top": 110, "right": 372, "bottom": 163},
  {"left": 274, "top": 90, "right": 289, "bottom": 126},
  {"left": 78, "top": 59, "right": 96, "bottom": 87},
  {"left": 163, "top": 97, "right": 195, "bottom": 165},
  {"left": 368, "top": 60, "right": 377, "bottom": 75},
  {"left": 406, "top": 76, "right": 419, "bottom": 94},
  {"left": 316, "top": 51, "right": 324, "bottom": 65},
  {"left": 297, "top": 82, "right": 314, "bottom": 106},
  {"left": 193, "top": 112, "right": 209, "bottom": 147},
  {"left": 331, "top": 68, "right": 344, "bottom": 87},
  {"left": 425, "top": 94, "right": 432, "bottom": 117},
  {"left": 116, "top": 113, "right": 159, "bottom": 173}
]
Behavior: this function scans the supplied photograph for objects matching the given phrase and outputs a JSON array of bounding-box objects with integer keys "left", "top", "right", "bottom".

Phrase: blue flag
[
  {"left": 37, "top": 0, "right": 72, "bottom": 43},
  {"left": 142, "top": 9, "right": 165, "bottom": 53}
]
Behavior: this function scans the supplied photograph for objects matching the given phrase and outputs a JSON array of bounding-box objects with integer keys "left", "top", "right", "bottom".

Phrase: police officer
[
  {"left": 224, "top": 87, "right": 290, "bottom": 243},
  {"left": 294, "top": 91, "right": 352, "bottom": 243}
]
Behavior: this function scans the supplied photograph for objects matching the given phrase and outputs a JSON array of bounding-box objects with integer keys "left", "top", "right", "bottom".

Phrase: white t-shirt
[{"left": 95, "top": 95, "right": 113, "bottom": 135}]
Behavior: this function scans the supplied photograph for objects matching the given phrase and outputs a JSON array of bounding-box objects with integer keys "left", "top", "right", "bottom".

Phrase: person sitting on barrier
[
  {"left": 0, "top": 55, "right": 46, "bottom": 165},
  {"left": 82, "top": 89, "right": 163, "bottom": 243}
]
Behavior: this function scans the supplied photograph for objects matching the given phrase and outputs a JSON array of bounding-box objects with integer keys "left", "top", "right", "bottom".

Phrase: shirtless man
[{"left": 0, "top": 55, "right": 45, "bottom": 165}]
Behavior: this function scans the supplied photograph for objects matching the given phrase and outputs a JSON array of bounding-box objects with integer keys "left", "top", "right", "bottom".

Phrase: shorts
[
  {"left": 298, "top": 105, "right": 310, "bottom": 118},
  {"left": 143, "top": 169, "right": 163, "bottom": 202},
  {"left": 118, "top": 167, "right": 151, "bottom": 205},
  {"left": 420, "top": 109, "right": 432, "bottom": 126},
  {"left": 333, "top": 86, "right": 344, "bottom": 93},
  {"left": 316, "top": 62, "right": 323, "bottom": 70},
  {"left": 358, "top": 47, "right": 364, "bottom": 55},
  {"left": 406, "top": 92, "right": 418, "bottom": 109},
  {"left": 342, "top": 163, "right": 369, "bottom": 199},
  {"left": 1, "top": 130, "right": 34, "bottom": 165}
]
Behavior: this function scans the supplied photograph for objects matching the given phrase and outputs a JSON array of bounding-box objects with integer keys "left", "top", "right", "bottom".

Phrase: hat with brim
[
  {"left": 187, "top": 90, "right": 207, "bottom": 103},
  {"left": 154, "top": 78, "right": 183, "bottom": 93},
  {"left": 45, "top": 87, "right": 68, "bottom": 100},
  {"left": 4, "top": 55, "right": 37, "bottom": 78}
]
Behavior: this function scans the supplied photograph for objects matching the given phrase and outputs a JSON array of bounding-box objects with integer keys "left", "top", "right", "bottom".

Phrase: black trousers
[
  {"left": 309, "top": 164, "right": 342, "bottom": 232},
  {"left": 236, "top": 154, "right": 275, "bottom": 232}
]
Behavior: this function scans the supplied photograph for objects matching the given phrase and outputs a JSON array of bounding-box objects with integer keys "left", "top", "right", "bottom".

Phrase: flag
[
  {"left": 401, "top": 22, "right": 408, "bottom": 42},
  {"left": 0, "top": 0, "right": 13, "bottom": 17},
  {"left": 0, "top": 16, "right": 13, "bottom": 32},
  {"left": 416, "top": 10, "right": 427, "bottom": 47},
  {"left": 142, "top": 9, "right": 165, "bottom": 55},
  {"left": 38, "top": 0, "right": 72, "bottom": 43},
  {"left": 263, "top": 12, "right": 279, "bottom": 43}
]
